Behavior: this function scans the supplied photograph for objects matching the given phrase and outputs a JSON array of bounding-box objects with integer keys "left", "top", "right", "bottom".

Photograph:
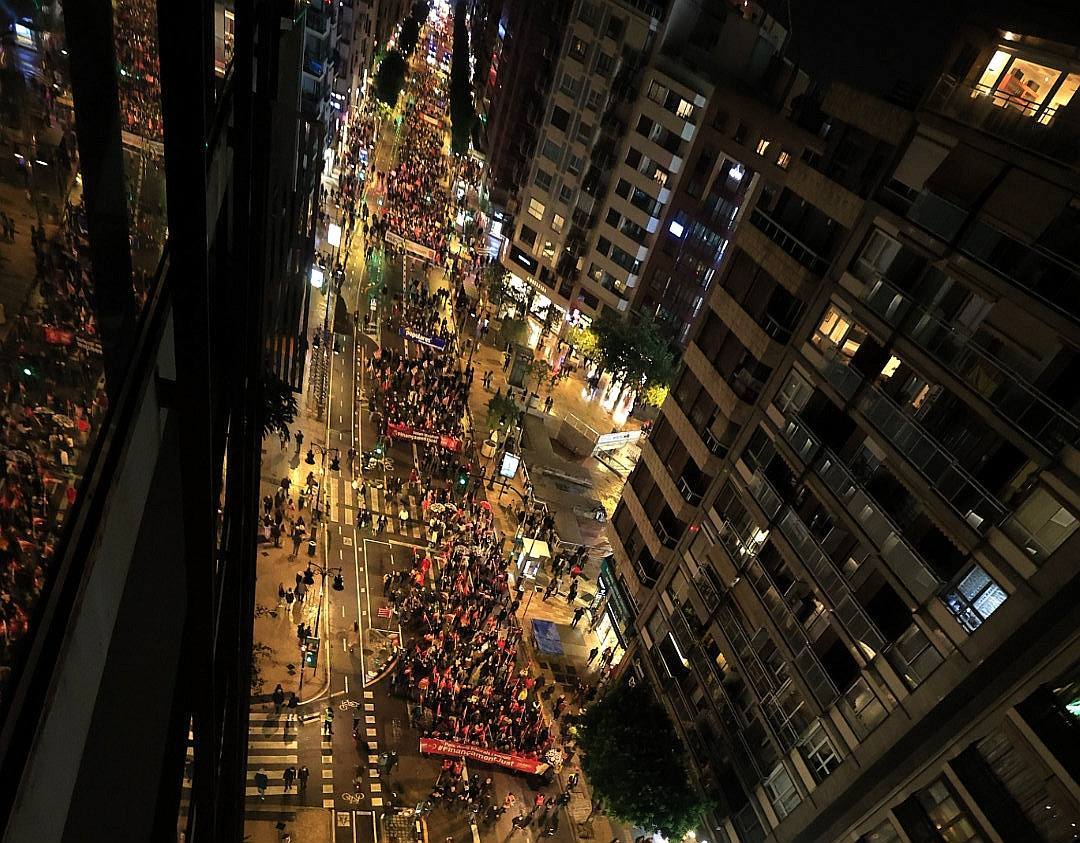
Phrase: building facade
[
  {"left": 608, "top": 13, "right": 1080, "bottom": 843},
  {"left": 0, "top": 0, "right": 315, "bottom": 839}
]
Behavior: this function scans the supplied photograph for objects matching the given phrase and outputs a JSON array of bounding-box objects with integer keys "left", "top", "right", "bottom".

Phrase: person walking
[
  {"left": 571, "top": 606, "right": 586, "bottom": 628},
  {"left": 285, "top": 588, "right": 296, "bottom": 618},
  {"left": 295, "top": 429, "right": 304, "bottom": 453},
  {"left": 272, "top": 683, "right": 286, "bottom": 713},
  {"left": 587, "top": 646, "right": 600, "bottom": 665},
  {"left": 323, "top": 706, "right": 335, "bottom": 736},
  {"left": 254, "top": 769, "right": 269, "bottom": 800},
  {"left": 566, "top": 579, "right": 579, "bottom": 605},
  {"left": 283, "top": 766, "right": 297, "bottom": 792},
  {"left": 298, "top": 765, "right": 310, "bottom": 792}
]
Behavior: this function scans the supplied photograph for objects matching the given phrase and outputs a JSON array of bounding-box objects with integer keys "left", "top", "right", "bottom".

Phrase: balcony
[
  {"left": 924, "top": 76, "right": 1080, "bottom": 166},
  {"left": 779, "top": 415, "right": 822, "bottom": 466},
  {"left": 676, "top": 476, "right": 705, "bottom": 507},
  {"left": 857, "top": 383, "right": 1008, "bottom": 534},
  {"left": 815, "top": 447, "right": 942, "bottom": 602},
  {"left": 749, "top": 208, "right": 830, "bottom": 276},
  {"left": 776, "top": 507, "right": 887, "bottom": 658},
  {"left": 860, "top": 275, "right": 1080, "bottom": 454},
  {"left": 807, "top": 343, "right": 865, "bottom": 401},
  {"left": 747, "top": 470, "right": 783, "bottom": 522},
  {"left": 744, "top": 560, "right": 838, "bottom": 707}
]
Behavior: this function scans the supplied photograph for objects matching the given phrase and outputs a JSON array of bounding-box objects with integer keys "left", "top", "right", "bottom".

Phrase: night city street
[{"left": 0, "top": 1, "right": 1077, "bottom": 843}]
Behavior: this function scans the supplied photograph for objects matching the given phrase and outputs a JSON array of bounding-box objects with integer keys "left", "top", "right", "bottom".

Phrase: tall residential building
[
  {"left": 608, "top": 9, "right": 1080, "bottom": 843},
  {"left": 498, "top": 0, "right": 678, "bottom": 338},
  {"left": 0, "top": 0, "right": 314, "bottom": 839}
]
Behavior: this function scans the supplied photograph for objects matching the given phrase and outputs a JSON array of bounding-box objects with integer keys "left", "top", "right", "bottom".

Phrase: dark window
[
  {"left": 550, "top": 105, "right": 570, "bottom": 132},
  {"left": 519, "top": 224, "right": 538, "bottom": 248}
]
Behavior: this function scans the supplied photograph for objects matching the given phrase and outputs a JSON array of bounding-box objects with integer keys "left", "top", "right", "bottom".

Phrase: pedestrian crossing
[
  {"left": 245, "top": 708, "right": 303, "bottom": 817},
  {"left": 352, "top": 486, "right": 429, "bottom": 540}
]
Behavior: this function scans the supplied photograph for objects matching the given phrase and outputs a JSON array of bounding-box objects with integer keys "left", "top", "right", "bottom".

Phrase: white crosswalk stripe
[
  {"left": 245, "top": 709, "right": 303, "bottom": 815},
  {"left": 358, "top": 488, "right": 426, "bottom": 539}
]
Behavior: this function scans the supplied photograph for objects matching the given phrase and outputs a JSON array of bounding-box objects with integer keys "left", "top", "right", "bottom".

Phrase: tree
[
  {"left": 641, "top": 382, "right": 669, "bottom": 408},
  {"left": 578, "top": 681, "right": 707, "bottom": 838},
  {"left": 594, "top": 313, "right": 676, "bottom": 407},
  {"left": 522, "top": 357, "right": 551, "bottom": 396},
  {"left": 375, "top": 49, "right": 407, "bottom": 106},
  {"left": 566, "top": 325, "right": 599, "bottom": 361},
  {"left": 261, "top": 369, "right": 298, "bottom": 440},
  {"left": 485, "top": 390, "right": 519, "bottom": 438}
]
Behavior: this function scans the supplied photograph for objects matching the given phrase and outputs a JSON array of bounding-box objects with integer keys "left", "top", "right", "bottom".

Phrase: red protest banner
[
  {"left": 386, "top": 422, "right": 462, "bottom": 452},
  {"left": 419, "top": 737, "right": 548, "bottom": 775}
]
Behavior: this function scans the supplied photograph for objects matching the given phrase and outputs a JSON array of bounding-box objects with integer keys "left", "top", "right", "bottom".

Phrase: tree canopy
[
  {"left": 485, "top": 390, "right": 519, "bottom": 437},
  {"left": 374, "top": 49, "right": 407, "bottom": 106},
  {"left": 593, "top": 313, "right": 677, "bottom": 403},
  {"left": 261, "top": 369, "right": 298, "bottom": 440},
  {"left": 578, "top": 681, "right": 707, "bottom": 839}
]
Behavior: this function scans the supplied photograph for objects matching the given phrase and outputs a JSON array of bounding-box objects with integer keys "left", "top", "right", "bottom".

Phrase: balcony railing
[
  {"left": 777, "top": 507, "right": 886, "bottom": 657},
  {"left": 676, "top": 476, "right": 705, "bottom": 507},
  {"left": 656, "top": 520, "right": 681, "bottom": 549},
  {"left": 747, "top": 470, "right": 783, "bottom": 521},
  {"left": 857, "top": 274, "right": 1080, "bottom": 454},
  {"left": 745, "top": 560, "right": 838, "bottom": 708},
  {"left": 779, "top": 415, "right": 822, "bottom": 465},
  {"left": 815, "top": 447, "right": 941, "bottom": 601},
  {"left": 857, "top": 384, "right": 1008, "bottom": 533},
  {"left": 925, "top": 76, "right": 1080, "bottom": 166},
  {"left": 750, "top": 208, "right": 830, "bottom": 276},
  {"left": 808, "top": 343, "right": 864, "bottom": 400}
]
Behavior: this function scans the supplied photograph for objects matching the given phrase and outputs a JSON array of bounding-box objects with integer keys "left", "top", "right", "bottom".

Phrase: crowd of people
[
  {"left": 380, "top": 58, "right": 452, "bottom": 258},
  {"left": 1, "top": 199, "right": 107, "bottom": 707},
  {"left": 114, "top": 0, "right": 165, "bottom": 143},
  {"left": 368, "top": 344, "right": 471, "bottom": 439},
  {"left": 387, "top": 499, "right": 558, "bottom": 763}
]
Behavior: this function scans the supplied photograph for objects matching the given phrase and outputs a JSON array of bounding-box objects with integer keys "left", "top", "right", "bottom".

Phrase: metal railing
[
  {"left": 925, "top": 76, "right": 1080, "bottom": 165},
  {"left": 857, "top": 274, "right": 1080, "bottom": 453},
  {"left": 780, "top": 415, "right": 822, "bottom": 465},
  {"left": 776, "top": 507, "right": 886, "bottom": 657},
  {"left": 744, "top": 559, "right": 838, "bottom": 708},
  {"left": 815, "top": 446, "right": 941, "bottom": 602},
  {"left": 809, "top": 342, "right": 865, "bottom": 400},
  {"left": 676, "top": 476, "right": 705, "bottom": 506},
  {"left": 747, "top": 470, "right": 783, "bottom": 521},
  {"left": 750, "top": 208, "right": 830, "bottom": 276},
  {"left": 857, "top": 384, "right": 1008, "bottom": 533}
]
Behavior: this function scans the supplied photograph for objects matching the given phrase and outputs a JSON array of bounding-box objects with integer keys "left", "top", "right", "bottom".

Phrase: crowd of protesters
[
  {"left": 115, "top": 0, "right": 165, "bottom": 143},
  {"left": 368, "top": 344, "right": 471, "bottom": 438},
  {"left": 1, "top": 198, "right": 107, "bottom": 707},
  {"left": 386, "top": 500, "right": 557, "bottom": 762}
]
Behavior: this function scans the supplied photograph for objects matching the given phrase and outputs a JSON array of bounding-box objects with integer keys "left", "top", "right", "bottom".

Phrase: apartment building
[
  {"left": 499, "top": 0, "right": 683, "bottom": 339},
  {"left": 608, "top": 11, "right": 1080, "bottom": 843}
]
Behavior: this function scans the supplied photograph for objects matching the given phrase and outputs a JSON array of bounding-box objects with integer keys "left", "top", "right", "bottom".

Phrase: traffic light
[
  {"left": 306, "top": 448, "right": 316, "bottom": 465},
  {"left": 330, "top": 453, "right": 340, "bottom": 471},
  {"left": 332, "top": 573, "right": 344, "bottom": 591},
  {"left": 303, "top": 567, "right": 315, "bottom": 585}
]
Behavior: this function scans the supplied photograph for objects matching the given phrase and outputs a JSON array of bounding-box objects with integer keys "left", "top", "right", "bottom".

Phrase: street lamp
[
  {"left": 305, "top": 443, "right": 341, "bottom": 522},
  {"left": 297, "top": 560, "right": 346, "bottom": 698}
]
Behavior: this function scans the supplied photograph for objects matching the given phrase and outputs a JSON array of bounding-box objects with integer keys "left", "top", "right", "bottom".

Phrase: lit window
[
  {"left": 651, "top": 166, "right": 668, "bottom": 187},
  {"left": 777, "top": 150, "right": 791, "bottom": 170},
  {"left": 1041, "top": 72, "right": 1079, "bottom": 124},
  {"left": 668, "top": 220, "right": 685, "bottom": 237},
  {"left": 993, "top": 57, "right": 1061, "bottom": 115},
  {"left": 755, "top": 137, "right": 771, "bottom": 156},
  {"left": 943, "top": 564, "right": 1008, "bottom": 633},
  {"left": 976, "top": 49, "right": 1011, "bottom": 92},
  {"left": 812, "top": 305, "right": 866, "bottom": 359},
  {"left": 676, "top": 98, "right": 694, "bottom": 119},
  {"left": 569, "top": 36, "right": 588, "bottom": 63},
  {"left": 799, "top": 721, "right": 842, "bottom": 783},
  {"left": 542, "top": 240, "right": 556, "bottom": 260},
  {"left": 916, "top": 778, "right": 985, "bottom": 843},
  {"left": 764, "top": 763, "right": 801, "bottom": 820},
  {"left": 528, "top": 198, "right": 546, "bottom": 220},
  {"left": 551, "top": 213, "right": 565, "bottom": 233}
]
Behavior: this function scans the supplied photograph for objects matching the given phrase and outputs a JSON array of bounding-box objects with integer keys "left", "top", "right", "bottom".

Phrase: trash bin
[{"left": 307, "top": 538, "right": 317, "bottom": 557}]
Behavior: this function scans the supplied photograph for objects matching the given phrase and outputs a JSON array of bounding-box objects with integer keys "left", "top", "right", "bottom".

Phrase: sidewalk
[{"left": 244, "top": 806, "right": 331, "bottom": 843}]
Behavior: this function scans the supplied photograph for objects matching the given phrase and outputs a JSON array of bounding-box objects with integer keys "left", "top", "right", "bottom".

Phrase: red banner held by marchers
[{"left": 419, "top": 737, "right": 548, "bottom": 775}]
